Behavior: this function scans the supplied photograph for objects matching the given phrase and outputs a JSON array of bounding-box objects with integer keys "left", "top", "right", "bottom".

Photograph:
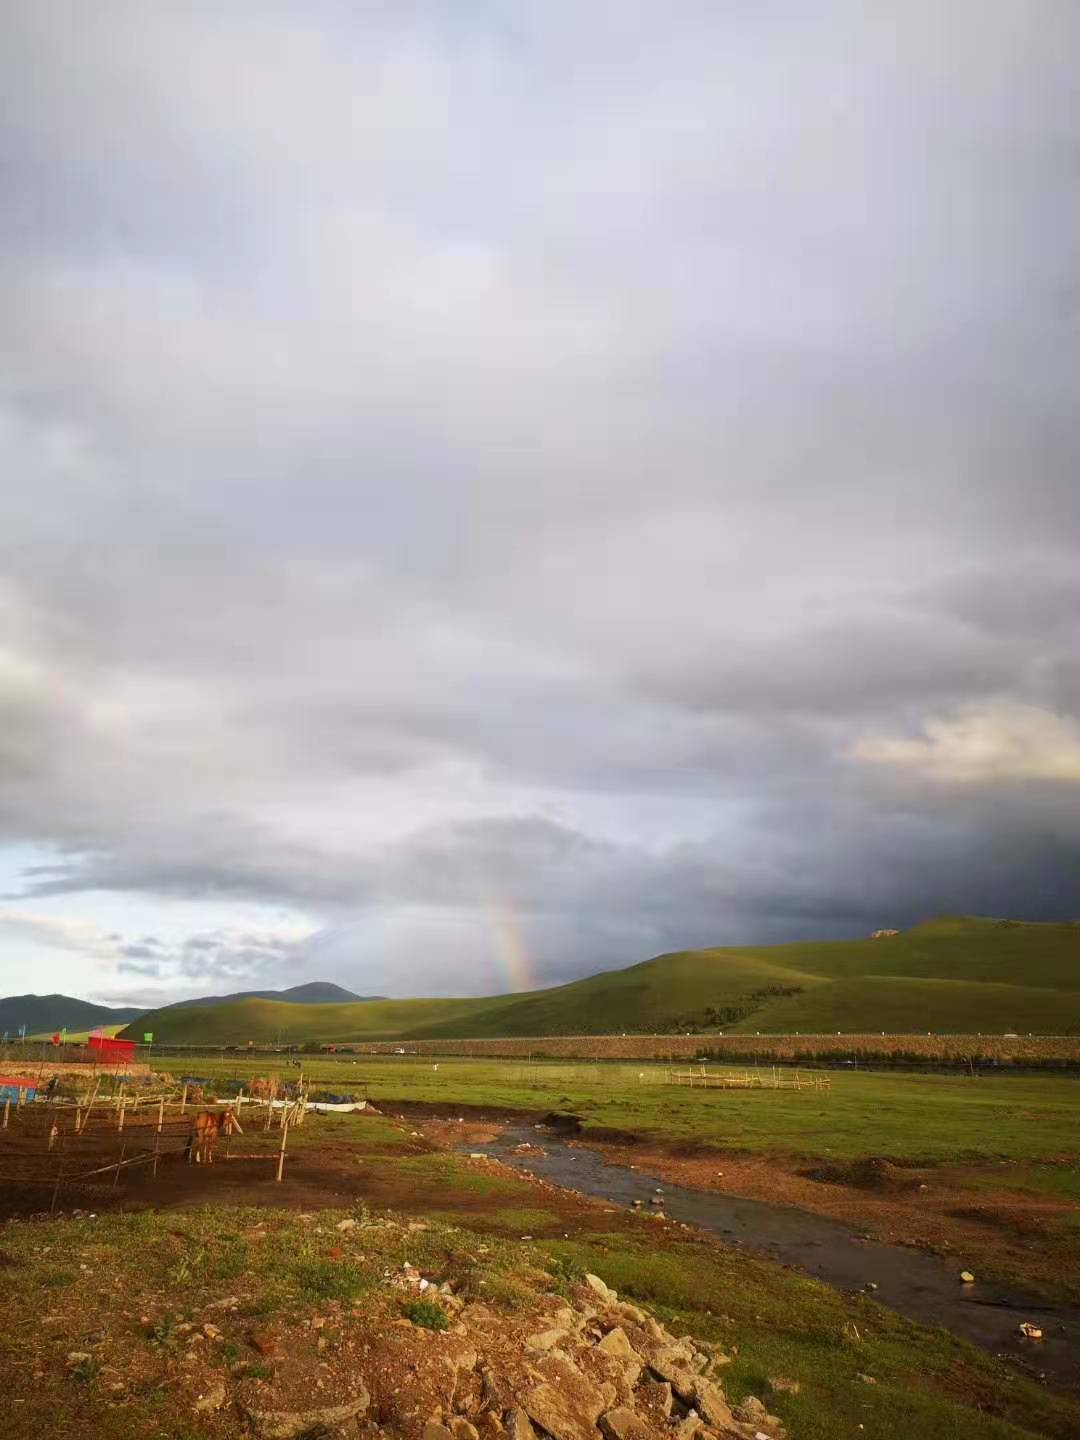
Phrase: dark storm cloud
[{"left": 1, "top": 2, "right": 1079, "bottom": 1000}]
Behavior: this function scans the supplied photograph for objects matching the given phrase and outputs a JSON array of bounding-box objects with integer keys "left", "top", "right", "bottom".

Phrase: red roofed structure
[{"left": 87, "top": 1033, "right": 136, "bottom": 1064}]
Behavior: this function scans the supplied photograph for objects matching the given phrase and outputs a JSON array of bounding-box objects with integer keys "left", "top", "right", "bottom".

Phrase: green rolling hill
[{"left": 122, "top": 916, "right": 1080, "bottom": 1044}]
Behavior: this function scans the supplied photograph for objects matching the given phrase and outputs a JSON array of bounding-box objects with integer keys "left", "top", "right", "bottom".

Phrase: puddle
[{"left": 476, "top": 1124, "right": 1080, "bottom": 1390}]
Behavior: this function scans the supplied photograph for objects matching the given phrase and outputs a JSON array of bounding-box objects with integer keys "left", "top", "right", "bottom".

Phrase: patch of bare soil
[{"left": 580, "top": 1141, "right": 1080, "bottom": 1303}]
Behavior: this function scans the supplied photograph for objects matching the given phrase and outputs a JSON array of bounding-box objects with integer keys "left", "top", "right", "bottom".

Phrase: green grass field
[
  {"left": 126, "top": 916, "right": 1080, "bottom": 1044},
  {"left": 156, "top": 1054, "right": 1080, "bottom": 1164}
]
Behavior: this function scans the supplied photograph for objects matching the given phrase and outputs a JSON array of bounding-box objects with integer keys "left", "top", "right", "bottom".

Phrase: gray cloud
[{"left": 1, "top": 2, "right": 1079, "bottom": 1001}]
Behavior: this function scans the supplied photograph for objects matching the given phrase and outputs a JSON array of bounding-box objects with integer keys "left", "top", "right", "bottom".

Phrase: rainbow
[{"left": 487, "top": 899, "right": 536, "bottom": 994}]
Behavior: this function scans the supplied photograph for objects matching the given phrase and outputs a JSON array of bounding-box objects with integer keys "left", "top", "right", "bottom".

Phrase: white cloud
[{"left": 853, "top": 704, "right": 1080, "bottom": 785}]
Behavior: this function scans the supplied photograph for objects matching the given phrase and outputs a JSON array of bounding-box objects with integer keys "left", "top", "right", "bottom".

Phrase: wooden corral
[{"left": 664, "top": 1064, "right": 830, "bottom": 1091}]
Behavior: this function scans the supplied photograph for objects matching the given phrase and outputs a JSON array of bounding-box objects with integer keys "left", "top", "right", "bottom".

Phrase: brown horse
[{"left": 186, "top": 1108, "right": 243, "bottom": 1164}]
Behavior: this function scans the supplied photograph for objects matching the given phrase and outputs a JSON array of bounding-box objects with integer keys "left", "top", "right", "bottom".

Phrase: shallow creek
[{"left": 473, "top": 1123, "right": 1080, "bottom": 1390}]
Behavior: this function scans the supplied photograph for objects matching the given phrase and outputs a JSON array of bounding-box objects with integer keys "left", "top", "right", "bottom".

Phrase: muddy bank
[{"left": 472, "top": 1123, "right": 1080, "bottom": 1392}]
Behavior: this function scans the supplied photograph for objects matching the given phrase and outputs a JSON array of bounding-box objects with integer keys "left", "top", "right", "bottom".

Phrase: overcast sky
[{"left": 1, "top": 2, "right": 1078, "bottom": 1011}]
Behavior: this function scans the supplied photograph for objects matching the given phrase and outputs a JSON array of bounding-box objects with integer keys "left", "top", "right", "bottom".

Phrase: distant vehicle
[
  {"left": 1003, "top": 1032, "right": 1019, "bottom": 1038},
  {"left": 395, "top": 1047, "right": 406, "bottom": 1055}
]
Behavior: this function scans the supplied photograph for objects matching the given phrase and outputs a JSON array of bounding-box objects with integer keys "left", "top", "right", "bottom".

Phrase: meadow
[{"left": 155, "top": 1054, "right": 1080, "bottom": 1165}]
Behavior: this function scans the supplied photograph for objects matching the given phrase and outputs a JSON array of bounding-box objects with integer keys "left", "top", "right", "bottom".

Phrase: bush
[{"left": 402, "top": 1299, "right": 450, "bottom": 1331}]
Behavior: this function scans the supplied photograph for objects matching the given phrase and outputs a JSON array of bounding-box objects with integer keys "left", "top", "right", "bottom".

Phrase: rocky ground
[{"left": 0, "top": 1205, "right": 788, "bottom": 1440}]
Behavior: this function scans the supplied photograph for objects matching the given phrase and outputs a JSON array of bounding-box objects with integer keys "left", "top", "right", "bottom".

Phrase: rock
[
  {"left": 673, "top": 1414, "right": 702, "bottom": 1440},
  {"left": 1018, "top": 1322, "right": 1043, "bottom": 1340},
  {"left": 612, "top": 1302, "right": 647, "bottom": 1325},
  {"left": 505, "top": 1409, "right": 536, "bottom": 1440},
  {"left": 692, "top": 1378, "right": 739, "bottom": 1431},
  {"left": 959, "top": 1271, "right": 975, "bottom": 1284},
  {"left": 598, "top": 1407, "right": 649, "bottom": 1440},
  {"left": 527, "top": 1328, "right": 570, "bottom": 1352},
  {"left": 450, "top": 1421, "right": 480, "bottom": 1440},
  {"left": 596, "top": 1327, "right": 638, "bottom": 1362},
  {"left": 584, "top": 1273, "right": 618, "bottom": 1304},
  {"left": 646, "top": 1349, "right": 697, "bottom": 1402},
  {"left": 423, "top": 1425, "right": 455, "bottom": 1440},
  {"left": 66, "top": 1351, "right": 93, "bottom": 1367},
  {"left": 194, "top": 1381, "right": 227, "bottom": 1414},
  {"left": 734, "top": 1397, "right": 768, "bottom": 1424},
  {"left": 856, "top": 1373, "right": 877, "bottom": 1386},
  {"left": 522, "top": 1378, "right": 605, "bottom": 1440},
  {"left": 733, "top": 1395, "right": 786, "bottom": 1438},
  {"left": 336, "top": 1218, "right": 356, "bottom": 1231},
  {"left": 244, "top": 1392, "right": 370, "bottom": 1440},
  {"left": 637, "top": 1379, "right": 672, "bottom": 1417}
]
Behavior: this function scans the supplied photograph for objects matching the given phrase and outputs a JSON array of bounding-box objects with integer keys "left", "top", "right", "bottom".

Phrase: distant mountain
[
  {"left": 0, "top": 994, "right": 145, "bottom": 1036},
  {"left": 158, "top": 981, "right": 382, "bottom": 1012}
]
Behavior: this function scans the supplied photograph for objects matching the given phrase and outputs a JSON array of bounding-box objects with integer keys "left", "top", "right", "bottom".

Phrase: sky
[{"left": 1, "top": 2, "right": 1079, "bottom": 1011}]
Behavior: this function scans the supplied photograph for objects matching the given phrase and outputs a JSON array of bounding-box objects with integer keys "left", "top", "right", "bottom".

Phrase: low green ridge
[{"left": 122, "top": 915, "right": 1080, "bottom": 1043}]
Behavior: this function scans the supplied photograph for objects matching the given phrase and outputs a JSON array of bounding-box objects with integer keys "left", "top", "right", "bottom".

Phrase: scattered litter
[
  {"left": 1018, "top": 1322, "right": 1043, "bottom": 1341},
  {"left": 959, "top": 1271, "right": 975, "bottom": 1284}
]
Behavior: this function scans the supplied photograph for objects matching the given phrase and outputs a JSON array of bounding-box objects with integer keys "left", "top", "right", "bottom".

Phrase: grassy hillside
[
  {"left": 123, "top": 916, "right": 1080, "bottom": 1043},
  {"left": 0, "top": 993, "right": 144, "bottom": 1036}
]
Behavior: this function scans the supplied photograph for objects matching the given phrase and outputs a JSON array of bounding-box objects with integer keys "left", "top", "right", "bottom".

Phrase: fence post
[
  {"left": 157, "top": 1097, "right": 164, "bottom": 1133},
  {"left": 113, "top": 1143, "right": 126, "bottom": 1190},
  {"left": 2, "top": 1098, "right": 8, "bottom": 1129},
  {"left": 118, "top": 1099, "right": 126, "bottom": 1132},
  {"left": 50, "top": 1152, "right": 64, "bottom": 1216},
  {"left": 152, "top": 1127, "right": 161, "bottom": 1179},
  {"left": 180, "top": 1084, "right": 189, "bottom": 1114},
  {"left": 276, "top": 1112, "right": 290, "bottom": 1181}
]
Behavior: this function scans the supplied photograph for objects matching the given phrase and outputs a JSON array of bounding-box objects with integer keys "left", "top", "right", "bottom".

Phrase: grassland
[
  {"left": 155, "top": 1055, "right": 1080, "bottom": 1302},
  {"left": 1, "top": 1110, "right": 1077, "bottom": 1440},
  {"left": 156, "top": 1055, "right": 1080, "bottom": 1164},
  {"left": 124, "top": 916, "right": 1080, "bottom": 1044}
]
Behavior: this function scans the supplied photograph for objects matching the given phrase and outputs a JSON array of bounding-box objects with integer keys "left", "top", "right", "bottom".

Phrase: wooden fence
[{"left": 665, "top": 1064, "right": 830, "bottom": 1092}]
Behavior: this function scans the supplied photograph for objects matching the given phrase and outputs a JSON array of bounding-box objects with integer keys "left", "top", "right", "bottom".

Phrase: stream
[{"left": 474, "top": 1123, "right": 1080, "bottom": 1391}]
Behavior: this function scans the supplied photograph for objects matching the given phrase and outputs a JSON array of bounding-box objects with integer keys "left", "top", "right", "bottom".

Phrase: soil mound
[{"left": 802, "top": 1157, "right": 928, "bottom": 1193}]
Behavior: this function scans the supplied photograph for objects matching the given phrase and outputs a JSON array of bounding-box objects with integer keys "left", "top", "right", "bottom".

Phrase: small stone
[
  {"left": 673, "top": 1414, "right": 702, "bottom": 1440},
  {"left": 959, "top": 1271, "right": 975, "bottom": 1284},
  {"left": 245, "top": 1393, "right": 370, "bottom": 1440},
  {"left": 450, "top": 1422, "right": 480, "bottom": 1440},
  {"left": 857, "top": 1373, "right": 878, "bottom": 1385},
  {"left": 336, "top": 1218, "right": 356, "bottom": 1231},
  {"left": 523, "top": 1378, "right": 605, "bottom": 1440},
  {"left": 692, "top": 1378, "right": 739, "bottom": 1430},
  {"left": 248, "top": 1329, "right": 279, "bottom": 1357},
  {"left": 598, "top": 1407, "right": 649, "bottom": 1440},
  {"left": 424, "top": 1426, "right": 455, "bottom": 1440},
  {"left": 526, "top": 1328, "right": 569, "bottom": 1352},
  {"left": 595, "top": 1327, "right": 638, "bottom": 1361},
  {"left": 637, "top": 1378, "right": 672, "bottom": 1417},
  {"left": 584, "top": 1273, "right": 617, "bottom": 1304},
  {"left": 194, "top": 1380, "right": 227, "bottom": 1413},
  {"left": 504, "top": 1409, "right": 536, "bottom": 1440}
]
